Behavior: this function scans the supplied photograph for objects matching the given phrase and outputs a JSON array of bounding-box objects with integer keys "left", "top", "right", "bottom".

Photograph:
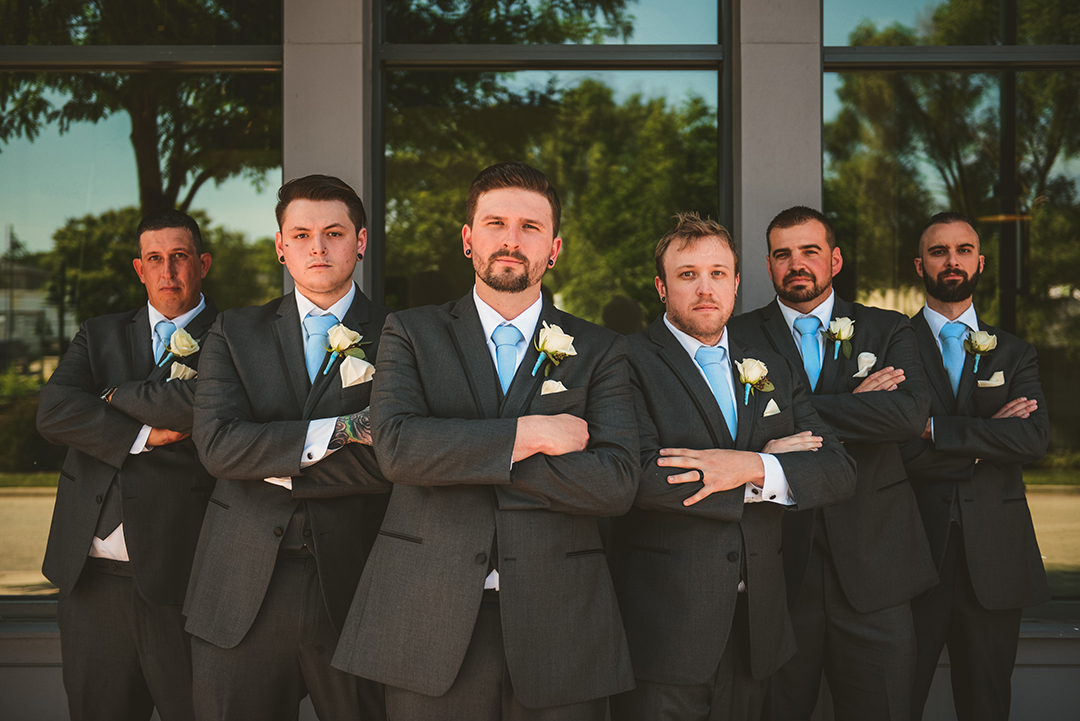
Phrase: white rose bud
[
  {"left": 168, "top": 362, "right": 197, "bottom": 382},
  {"left": 539, "top": 322, "right": 577, "bottom": 356},
  {"left": 970, "top": 330, "right": 997, "bottom": 351},
  {"left": 328, "top": 324, "right": 361, "bottom": 352},
  {"left": 169, "top": 328, "right": 200, "bottom": 357},
  {"left": 736, "top": 358, "right": 768, "bottom": 384},
  {"left": 829, "top": 317, "right": 854, "bottom": 340}
]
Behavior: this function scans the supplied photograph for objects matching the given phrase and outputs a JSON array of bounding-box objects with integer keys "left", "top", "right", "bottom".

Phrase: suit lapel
[
  {"left": 272, "top": 293, "right": 311, "bottom": 417},
  {"left": 303, "top": 289, "right": 373, "bottom": 418},
  {"left": 448, "top": 294, "right": 501, "bottom": 421},
  {"left": 650, "top": 318, "right": 731, "bottom": 449},
  {"left": 729, "top": 339, "right": 759, "bottom": 451},
  {"left": 127, "top": 306, "right": 155, "bottom": 380},
  {"left": 816, "top": 297, "right": 850, "bottom": 394},
  {"left": 760, "top": 300, "right": 808, "bottom": 389},
  {"left": 913, "top": 309, "right": 958, "bottom": 412},
  {"left": 500, "top": 303, "right": 555, "bottom": 420},
  {"left": 145, "top": 299, "right": 219, "bottom": 383}
]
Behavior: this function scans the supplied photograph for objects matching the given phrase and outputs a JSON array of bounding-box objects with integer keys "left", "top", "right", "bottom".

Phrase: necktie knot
[
  {"left": 793, "top": 315, "right": 821, "bottom": 337},
  {"left": 492, "top": 324, "right": 524, "bottom": 394},
  {"left": 940, "top": 321, "right": 967, "bottom": 341},
  {"left": 694, "top": 345, "right": 726, "bottom": 368},
  {"left": 154, "top": 320, "right": 177, "bottom": 362},
  {"left": 303, "top": 313, "right": 338, "bottom": 382}
]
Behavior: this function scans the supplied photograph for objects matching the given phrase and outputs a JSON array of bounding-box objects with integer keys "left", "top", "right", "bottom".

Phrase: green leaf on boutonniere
[
  {"left": 344, "top": 347, "right": 367, "bottom": 360},
  {"left": 841, "top": 339, "right": 852, "bottom": 359}
]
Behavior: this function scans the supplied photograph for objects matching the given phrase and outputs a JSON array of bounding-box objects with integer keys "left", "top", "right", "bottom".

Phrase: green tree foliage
[
  {"left": 824, "top": 0, "right": 1080, "bottom": 350},
  {"left": 0, "top": 0, "right": 282, "bottom": 215},
  {"left": 384, "top": 76, "right": 717, "bottom": 325}
]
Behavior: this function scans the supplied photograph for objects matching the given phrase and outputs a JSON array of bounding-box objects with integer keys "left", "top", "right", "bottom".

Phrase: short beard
[
  {"left": 923, "top": 266, "right": 980, "bottom": 303},
  {"left": 476, "top": 250, "right": 537, "bottom": 294},
  {"left": 665, "top": 302, "right": 731, "bottom": 344},
  {"left": 775, "top": 270, "right": 831, "bottom": 305}
]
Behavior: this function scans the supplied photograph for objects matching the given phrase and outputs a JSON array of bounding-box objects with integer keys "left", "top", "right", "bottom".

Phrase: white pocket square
[
  {"left": 168, "top": 362, "right": 196, "bottom": 382},
  {"left": 977, "top": 371, "right": 1005, "bottom": 388},
  {"left": 340, "top": 355, "right": 375, "bottom": 388},
  {"left": 541, "top": 379, "right": 568, "bottom": 395},
  {"left": 852, "top": 352, "right": 877, "bottom": 378},
  {"left": 763, "top": 399, "right": 781, "bottom": 417}
]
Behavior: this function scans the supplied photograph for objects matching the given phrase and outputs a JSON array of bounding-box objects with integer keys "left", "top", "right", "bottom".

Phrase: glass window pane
[
  {"left": 0, "top": 70, "right": 283, "bottom": 596},
  {"left": 824, "top": 0, "right": 1080, "bottom": 47},
  {"left": 824, "top": 68, "right": 1080, "bottom": 599},
  {"left": 385, "top": 0, "right": 718, "bottom": 45},
  {"left": 0, "top": 1, "right": 282, "bottom": 45},
  {"left": 383, "top": 69, "right": 719, "bottom": 332}
]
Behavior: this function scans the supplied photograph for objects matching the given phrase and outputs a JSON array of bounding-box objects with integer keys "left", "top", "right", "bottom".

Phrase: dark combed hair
[
  {"left": 654, "top": 212, "right": 739, "bottom": 280},
  {"left": 465, "top": 162, "right": 562, "bottom": 237},
  {"left": 275, "top": 174, "right": 367, "bottom": 233},
  {"left": 766, "top": 205, "right": 836, "bottom": 250},
  {"left": 921, "top": 211, "right": 979, "bottom": 239},
  {"left": 136, "top": 209, "right": 204, "bottom": 255}
]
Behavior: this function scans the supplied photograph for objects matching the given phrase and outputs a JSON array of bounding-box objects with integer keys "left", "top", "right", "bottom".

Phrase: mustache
[
  {"left": 783, "top": 269, "right": 815, "bottom": 283},
  {"left": 936, "top": 268, "right": 969, "bottom": 283},
  {"left": 487, "top": 249, "right": 529, "bottom": 264}
]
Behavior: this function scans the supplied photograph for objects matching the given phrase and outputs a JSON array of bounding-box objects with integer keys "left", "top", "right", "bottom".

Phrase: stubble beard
[
  {"left": 775, "top": 270, "right": 830, "bottom": 305},
  {"left": 476, "top": 250, "right": 540, "bottom": 294},
  {"left": 666, "top": 301, "right": 731, "bottom": 343},
  {"left": 923, "top": 266, "right": 980, "bottom": 303}
]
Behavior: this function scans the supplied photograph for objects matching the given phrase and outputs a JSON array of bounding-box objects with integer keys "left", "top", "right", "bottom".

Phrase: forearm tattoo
[{"left": 328, "top": 407, "right": 372, "bottom": 451}]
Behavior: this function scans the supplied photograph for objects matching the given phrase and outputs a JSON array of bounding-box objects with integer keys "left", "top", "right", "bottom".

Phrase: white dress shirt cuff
[
  {"left": 129, "top": 425, "right": 153, "bottom": 454},
  {"left": 301, "top": 418, "right": 337, "bottom": 468},
  {"left": 745, "top": 454, "right": 795, "bottom": 505}
]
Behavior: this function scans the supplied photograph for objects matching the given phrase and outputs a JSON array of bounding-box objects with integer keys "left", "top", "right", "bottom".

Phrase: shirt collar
[
  {"left": 147, "top": 294, "right": 206, "bottom": 336},
  {"left": 923, "top": 303, "right": 979, "bottom": 339},
  {"left": 473, "top": 286, "right": 544, "bottom": 345},
  {"left": 777, "top": 287, "right": 835, "bottom": 333},
  {"left": 295, "top": 283, "right": 357, "bottom": 327},
  {"left": 663, "top": 313, "right": 731, "bottom": 361}
]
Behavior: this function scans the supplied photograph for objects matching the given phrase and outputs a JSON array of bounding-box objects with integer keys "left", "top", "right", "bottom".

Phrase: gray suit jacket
[
  {"left": 37, "top": 301, "right": 219, "bottom": 605},
  {"left": 613, "top": 317, "right": 856, "bottom": 685},
  {"left": 332, "top": 292, "right": 639, "bottom": 708},
  {"left": 184, "top": 288, "right": 391, "bottom": 648},
  {"left": 901, "top": 309, "right": 1049, "bottom": 610},
  {"left": 728, "top": 297, "right": 938, "bottom": 612}
]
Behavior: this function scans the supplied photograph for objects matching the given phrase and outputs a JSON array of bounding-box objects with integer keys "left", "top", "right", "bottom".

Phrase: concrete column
[
  {"left": 281, "top": 0, "right": 371, "bottom": 293},
  {"left": 730, "top": 0, "right": 822, "bottom": 312}
]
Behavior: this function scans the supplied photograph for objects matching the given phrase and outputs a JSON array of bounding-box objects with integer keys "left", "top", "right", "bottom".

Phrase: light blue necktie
[
  {"left": 154, "top": 320, "right": 177, "bottom": 363},
  {"left": 492, "top": 324, "right": 524, "bottom": 395},
  {"left": 939, "top": 321, "right": 967, "bottom": 397},
  {"left": 303, "top": 313, "right": 338, "bottom": 382},
  {"left": 695, "top": 346, "right": 738, "bottom": 440},
  {"left": 793, "top": 316, "right": 822, "bottom": 392}
]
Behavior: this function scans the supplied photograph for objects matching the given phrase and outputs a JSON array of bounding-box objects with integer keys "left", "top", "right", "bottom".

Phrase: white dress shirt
[
  {"left": 90, "top": 295, "right": 207, "bottom": 562},
  {"left": 264, "top": 283, "right": 359, "bottom": 491},
  {"left": 662, "top": 316, "right": 794, "bottom": 506},
  {"left": 473, "top": 287, "right": 544, "bottom": 590},
  {"left": 922, "top": 303, "right": 980, "bottom": 441},
  {"left": 777, "top": 288, "right": 836, "bottom": 365}
]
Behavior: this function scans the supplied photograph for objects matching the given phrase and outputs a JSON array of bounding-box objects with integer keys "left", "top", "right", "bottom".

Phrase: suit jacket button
[
  {"left": 273, "top": 527, "right": 284, "bottom": 537},
  {"left": 95, "top": 495, "right": 103, "bottom": 504},
  {"left": 475, "top": 553, "right": 487, "bottom": 565},
  {"left": 302, "top": 529, "right": 312, "bottom": 538},
  {"left": 727, "top": 552, "right": 739, "bottom": 563},
  {"left": 942, "top": 495, "right": 953, "bottom": 505}
]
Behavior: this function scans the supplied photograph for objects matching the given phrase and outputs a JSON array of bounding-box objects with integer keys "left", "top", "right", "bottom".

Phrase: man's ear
[
  {"left": 132, "top": 258, "right": 146, "bottom": 284},
  {"left": 914, "top": 257, "right": 924, "bottom": 278},
  {"left": 830, "top": 246, "right": 844, "bottom": 278},
  {"left": 654, "top": 275, "right": 666, "bottom": 301}
]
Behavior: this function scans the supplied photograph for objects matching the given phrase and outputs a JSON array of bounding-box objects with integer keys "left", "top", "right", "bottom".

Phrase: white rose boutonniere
[
  {"left": 964, "top": 330, "right": 997, "bottom": 373},
  {"left": 821, "top": 317, "right": 855, "bottom": 360},
  {"left": 531, "top": 322, "right": 577, "bottom": 377},
  {"left": 322, "top": 323, "right": 368, "bottom": 376},
  {"left": 735, "top": 358, "right": 775, "bottom": 405},
  {"left": 157, "top": 327, "right": 200, "bottom": 367},
  {"left": 168, "top": 361, "right": 197, "bottom": 382}
]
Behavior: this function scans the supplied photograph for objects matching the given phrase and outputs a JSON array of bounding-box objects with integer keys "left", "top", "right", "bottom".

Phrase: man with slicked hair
[
  {"left": 904, "top": 212, "right": 1049, "bottom": 721},
  {"left": 185, "top": 174, "right": 390, "bottom": 720},
  {"left": 37, "top": 208, "right": 217, "bottom": 721},
  {"left": 728, "top": 205, "right": 936, "bottom": 721},
  {"left": 611, "top": 213, "right": 856, "bottom": 720},
  {"left": 333, "top": 162, "right": 639, "bottom": 720}
]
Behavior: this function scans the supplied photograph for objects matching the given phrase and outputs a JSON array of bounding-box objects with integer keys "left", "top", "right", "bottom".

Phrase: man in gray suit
[
  {"left": 37, "top": 209, "right": 217, "bottom": 721},
  {"left": 186, "top": 175, "right": 390, "bottom": 720},
  {"left": 332, "top": 162, "right": 639, "bottom": 719},
  {"left": 904, "top": 212, "right": 1049, "bottom": 721},
  {"left": 728, "top": 206, "right": 937, "bottom": 720},
  {"left": 610, "top": 213, "right": 857, "bottom": 720}
]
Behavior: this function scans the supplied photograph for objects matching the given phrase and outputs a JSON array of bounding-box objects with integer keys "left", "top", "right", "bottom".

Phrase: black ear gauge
[
  {"left": 548, "top": 259, "right": 554, "bottom": 267},
  {"left": 357, "top": 253, "right": 364, "bottom": 260},
  {"left": 465, "top": 248, "right": 472, "bottom": 257},
  {"left": 278, "top": 255, "right": 285, "bottom": 264}
]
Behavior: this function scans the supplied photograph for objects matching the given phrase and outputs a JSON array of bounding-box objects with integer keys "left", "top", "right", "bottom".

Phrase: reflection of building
[
  {"left": 1, "top": 1, "right": 1079, "bottom": 719},
  {"left": 0, "top": 261, "right": 56, "bottom": 363}
]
